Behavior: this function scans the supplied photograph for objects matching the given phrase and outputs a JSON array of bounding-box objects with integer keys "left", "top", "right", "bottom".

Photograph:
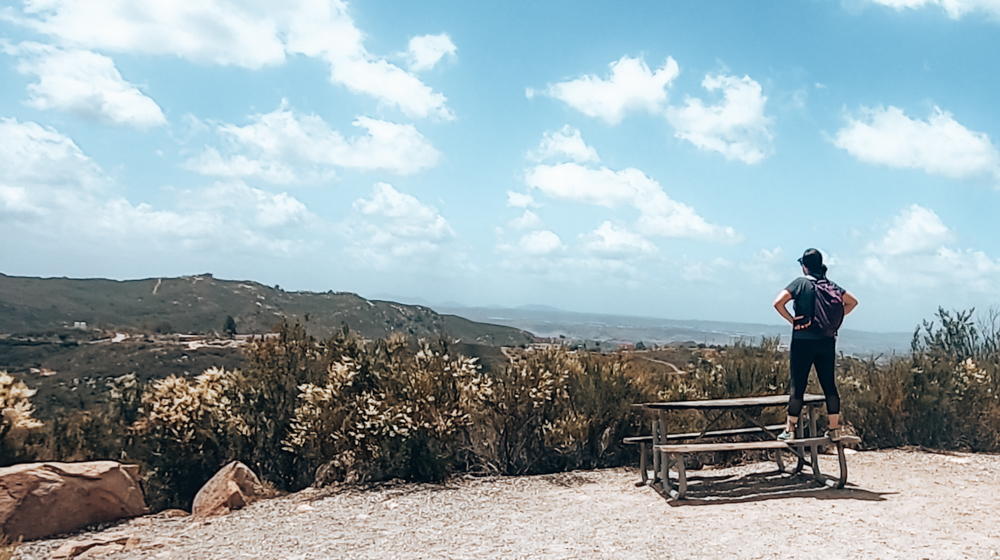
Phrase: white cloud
[
  {"left": 346, "top": 182, "right": 457, "bottom": 267},
  {"left": 518, "top": 230, "right": 564, "bottom": 256},
  {"left": 185, "top": 104, "right": 440, "bottom": 182},
  {"left": 181, "top": 180, "right": 312, "bottom": 229},
  {"left": 834, "top": 106, "right": 1000, "bottom": 181},
  {"left": 739, "top": 247, "right": 786, "bottom": 284},
  {"left": 506, "top": 191, "right": 537, "bottom": 208},
  {"left": 12, "top": 0, "right": 452, "bottom": 119},
  {"left": 681, "top": 257, "right": 735, "bottom": 283},
  {"left": 865, "top": 0, "right": 1000, "bottom": 19},
  {"left": 524, "top": 162, "right": 739, "bottom": 242},
  {"left": 405, "top": 34, "right": 456, "bottom": 72},
  {"left": 866, "top": 204, "right": 955, "bottom": 256},
  {"left": 0, "top": 117, "right": 104, "bottom": 196},
  {"left": 529, "top": 126, "right": 599, "bottom": 163},
  {"left": 530, "top": 56, "right": 679, "bottom": 125},
  {"left": 183, "top": 148, "right": 298, "bottom": 185},
  {"left": 8, "top": 43, "right": 166, "bottom": 129},
  {"left": 580, "top": 222, "right": 656, "bottom": 259},
  {"left": 852, "top": 204, "right": 1000, "bottom": 297},
  {"left": 509, "top": 210, "right": 542, "bottom": 230},
  {"left": 666, "top": 74, "right": 773, "bottom": 164},
  {"left": 0, "top": 118, "right": 315, "bottom": 255}
]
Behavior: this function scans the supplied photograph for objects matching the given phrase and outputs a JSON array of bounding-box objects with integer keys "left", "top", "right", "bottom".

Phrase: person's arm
[
  {"left": 773, "top": 290, "right": 810, "bottom": 330},
  {"left": 843, "top": 291, "right": 858, "bottom": 316}
]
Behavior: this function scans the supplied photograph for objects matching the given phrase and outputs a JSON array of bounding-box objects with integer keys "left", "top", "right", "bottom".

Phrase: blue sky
[{"left": 2, "top": 0, "right": 1000, "bottom": 333}]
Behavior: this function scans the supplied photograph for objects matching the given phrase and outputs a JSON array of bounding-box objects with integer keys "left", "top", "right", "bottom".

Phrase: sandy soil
[{"left": 15, "top": 448, "right": 1000, "bottom": 560}]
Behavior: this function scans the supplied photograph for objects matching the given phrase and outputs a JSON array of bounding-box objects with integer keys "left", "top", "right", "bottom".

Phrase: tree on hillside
[{"left": 224, "top": 315, "right": 238, "bottom": 338}]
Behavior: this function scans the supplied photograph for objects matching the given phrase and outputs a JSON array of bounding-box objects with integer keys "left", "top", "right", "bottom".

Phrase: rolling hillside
[{"left": 0, "top": 272, "right": 533, "bottom": 345}]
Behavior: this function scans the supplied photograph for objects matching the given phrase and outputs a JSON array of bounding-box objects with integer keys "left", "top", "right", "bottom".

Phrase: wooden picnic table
[{"left": 627, "top": 393, "right": 860, "bottom": 499}]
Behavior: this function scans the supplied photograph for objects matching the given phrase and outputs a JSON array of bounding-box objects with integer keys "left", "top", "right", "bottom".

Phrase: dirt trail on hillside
[{"left": 15, "top": 448, "right": 1000, "bottom": 560}]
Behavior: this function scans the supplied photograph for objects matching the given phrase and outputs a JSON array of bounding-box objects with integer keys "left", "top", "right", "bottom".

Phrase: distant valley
[{"left": 433, "top": 305, "right": 913, "bottom": 357}]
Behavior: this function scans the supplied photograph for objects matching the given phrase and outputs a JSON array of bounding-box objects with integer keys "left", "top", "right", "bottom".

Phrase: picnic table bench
[{"left": 627, "top": 393, "right": 860, "bottom": 499}]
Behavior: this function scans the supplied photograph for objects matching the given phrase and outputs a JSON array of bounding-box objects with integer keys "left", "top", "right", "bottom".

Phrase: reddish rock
[
  {"left": 0, "top": 462, "right": 146, "bottom": 541},
  {"left": 191, "top": 461, "right": 263, "bottom": 518}
]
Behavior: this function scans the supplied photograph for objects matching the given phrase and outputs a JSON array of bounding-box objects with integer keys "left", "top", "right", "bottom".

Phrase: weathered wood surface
[
  {"left": 638, "top": 393, "right": 825, "bottom": 410},
  {"left": 624, "top": 424, "right": 785, "bottom": 445},
  {"left": 655, "top": 435, "right": 860, "bottom": 454}
]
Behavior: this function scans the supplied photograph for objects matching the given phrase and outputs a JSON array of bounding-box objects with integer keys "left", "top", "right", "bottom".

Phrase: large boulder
[
  {"left": 191, "top": 461, "right": 263, "bottom": 518},
  {"left": 0, "top": 461, "right": 146, "bottom": 541}
]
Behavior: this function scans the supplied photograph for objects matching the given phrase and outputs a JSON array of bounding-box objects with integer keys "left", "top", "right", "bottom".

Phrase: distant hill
[{"left": 0, "top": 273, "right": 533, "bottom": 346}]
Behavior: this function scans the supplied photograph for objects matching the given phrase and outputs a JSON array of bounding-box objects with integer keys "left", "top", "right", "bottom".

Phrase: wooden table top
[{"left": 636, "top": 393, "right": 826, "bottom": 410}]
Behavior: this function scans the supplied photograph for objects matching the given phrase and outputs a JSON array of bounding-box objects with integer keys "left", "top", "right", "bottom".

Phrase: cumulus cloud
[
  {"left": 346, "top": 182, "right": 457, "bottom": 268},
  {"left": 185, "top": 103, "right": 440, "bottom": 182},
  {"left": 854, "top": 204, "right": 1000, "bottom": 295},
  {"left": 666, "top": 74, "right": 773, "bottom": 164},
  {"left": 524, "top": 162, "right": 740, "bottom": 243},
  {"left": 506, "top": 191, "right": 537, "bottom": 208},
  {"left": 405, "top": 33, "right": 456, "bottom": 71},
  {"left": 580, "top": 222, "right": 656, "bottom": 259},
  {"left": 0, "top": 118, "right": 315, "bottom": 254},
  {"left": 864, "top": 0, "right": 1000, "bottom": 19},
  {"left": 11, "top": 0, "right": 453, "bottom": 119},
  {"left": 7, "top": 43, "right": 166, "bottom": 129},
  {"left": 529, "top": 126, "right": 599, "bottom": 163},
  {"left": 518, "top": 230, "right": 564, "bottom": 256},
  {"left": 738, "top": 247, "right": 786, "bottom": 284},
  {"left": 529, "top": 56, "right": 679, "bottom": 125},
  {"left": 865, "top": 204, "right": 955, "bottom": 256},
  {"left": 508, "top": 210, "right": 542, "bottom": 230},
  {"left": 834, "top": 106, "right": 1000, "bottom": 181},
  {"left": 180, "top": 180, "right": 312, "bottom": 229}
]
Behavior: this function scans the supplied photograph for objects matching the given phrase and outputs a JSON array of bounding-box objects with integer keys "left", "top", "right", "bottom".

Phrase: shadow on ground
[{"left": 651, "top": 470, "right": 893, "bottom": 506}]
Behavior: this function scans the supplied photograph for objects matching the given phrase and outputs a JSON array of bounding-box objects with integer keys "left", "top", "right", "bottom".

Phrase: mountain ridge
[{"left": 0, "top": 272, "right": 533, "bottom": 346}]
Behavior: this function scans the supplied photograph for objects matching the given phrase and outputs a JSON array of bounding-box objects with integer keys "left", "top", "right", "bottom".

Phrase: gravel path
[{"left": 15, "top": 449, "right": 1000, "bottom": 560}]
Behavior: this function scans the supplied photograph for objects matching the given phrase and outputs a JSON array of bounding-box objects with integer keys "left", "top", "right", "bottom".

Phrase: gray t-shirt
[{"left": 785, "top": 275, "right": 844, "bottom": 340}]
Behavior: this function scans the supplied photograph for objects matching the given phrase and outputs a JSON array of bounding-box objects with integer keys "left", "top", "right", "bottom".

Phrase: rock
[
  {"left": 0, "top": 462, "right": 146, "bottom": 541},
  {"left": 191, "top": 461, "right": 263, "bottom": 518}
]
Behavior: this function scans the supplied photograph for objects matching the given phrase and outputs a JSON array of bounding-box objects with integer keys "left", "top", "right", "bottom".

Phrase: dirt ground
[{"left": 15, "top": 448, "right": 1000, "bottom": 560}]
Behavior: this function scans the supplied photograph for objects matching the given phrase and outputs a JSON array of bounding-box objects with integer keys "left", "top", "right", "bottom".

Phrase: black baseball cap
[{"left": 798, "top": 248, "right": 823, "bottom": 270}]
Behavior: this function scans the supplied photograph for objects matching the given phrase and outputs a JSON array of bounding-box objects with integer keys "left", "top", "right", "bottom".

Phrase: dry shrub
[
  {"left": 469, "top": 347, "right": 578, "bottom": 475},
  {"left": 546, "top": 353, "right": 643, "bottom": 471},
  {"left": 228, "top": 321, "right": 326, "bottom": 491},
  {"left": 839, "top": 356, "right": 912, "bottom": 448},
  {"left": 132, "top": 367, "right": 237, "bottom": 509},
  {"left": 285, "top": 335, "right": 487, "bottom": 483},
  {"left": 0, "top": 535, "right": 20, "bottom": 560},
  {"left": 0, "top": 371, "right": 42, "bottom": 444}
]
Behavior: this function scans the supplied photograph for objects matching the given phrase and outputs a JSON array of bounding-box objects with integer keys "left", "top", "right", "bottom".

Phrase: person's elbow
[{"left": 843, "top": 293, "right": 859, "bottom": 315}]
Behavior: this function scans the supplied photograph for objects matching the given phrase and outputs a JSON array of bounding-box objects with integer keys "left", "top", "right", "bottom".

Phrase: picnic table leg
[
  {"left": 658, "top": 413, "right": 670, "bottom": 493},
  {"left": 671, "top": 453, "right": 687, "bottom": 500},
  {"left": 808, "top": 404, "right": 822, "bottom": 482},
  {"left": 833, "top": 442, "right": 848, "bottom": 489},
  {"left": 651, "top": 417, "right": 660, "bottom": 486}
]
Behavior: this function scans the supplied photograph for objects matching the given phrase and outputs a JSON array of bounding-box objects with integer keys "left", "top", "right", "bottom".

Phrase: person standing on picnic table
[{"left": 772, "top": 248, "right": 858, "bottom": 441}]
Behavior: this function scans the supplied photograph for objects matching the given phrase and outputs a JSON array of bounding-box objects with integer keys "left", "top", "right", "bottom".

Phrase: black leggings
[{"left": 788, "top": 337, "right": 840, "bottom": 417}]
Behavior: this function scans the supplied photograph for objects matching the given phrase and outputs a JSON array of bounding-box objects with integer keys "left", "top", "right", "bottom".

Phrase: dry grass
[{"left": 0, "top": 535, "right": 21, "bottom": 560}]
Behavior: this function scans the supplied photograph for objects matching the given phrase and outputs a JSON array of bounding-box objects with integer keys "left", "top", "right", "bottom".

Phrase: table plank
[
  {"left": 655, "top": 435, "right": 860, "bottom": 453},
  {"left": 638, "top": 393, "right": 825, "bottom": 410}
]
